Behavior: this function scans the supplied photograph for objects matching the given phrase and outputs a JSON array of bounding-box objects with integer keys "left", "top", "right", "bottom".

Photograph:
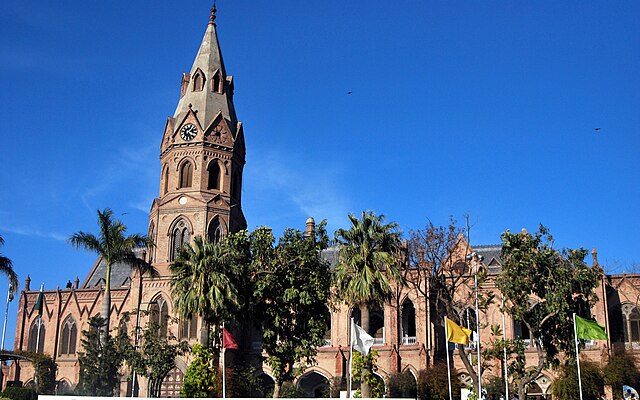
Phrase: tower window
[
  {"left": 59, "top": 316, "right": 78, "bottom": 355},
  {"left": 207, "top": 161, "right": 220, "bottom": 190},
  {"left": 179, "top": 161, "right": 193, "bottom": 188},
  {"left": 212, "top": 72, "right": 221, "bottom": 93},
  {"left": 180, "top": 316, "right": 198, "bottom": 340},
  {"left": 192, "top": 70, "right": 205, "bottom": 92},
  {"left": 163, "top": 166, "right": 169, "bottom": 194},
  {"left": 207, "top": 218, "right": 223, "bottom": 244},
  {"left": 170, "top": 219, "right": 190, "bottom": 261},
  {"left": 150, "top": 296, "right": 170, "bottom": 338}
]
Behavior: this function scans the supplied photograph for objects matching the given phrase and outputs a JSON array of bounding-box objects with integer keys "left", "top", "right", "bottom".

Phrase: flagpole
[
  {"left": 501, "top": 296, "right": 509, "bottom": 400},
  {"left": 473, "top": 256, "right": 483, "bottom": 399},
  {"left": 222, "top": 324, "right": 227, "bottom": 399},
  {"left": 573, "top": 313, "right": 584, "bottom": 400},
  {"left": 35, "top": 284, "right": 44, "bottom": 353},
  {"left": 444, "top": 317, "right": 453, "bottom": 400},
  {"left": 348, "top": 317, "right": 354, "bottom": 399}
]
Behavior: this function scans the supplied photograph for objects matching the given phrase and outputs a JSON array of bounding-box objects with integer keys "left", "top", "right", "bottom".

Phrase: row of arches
[
  {"left": 28, "top": 315, "right": 77, "bottom": 355},
  {"left": 167, "top": 217, "right": 225, "bottom": 261},
  {"left": 162, "top": 159, "right": 236, "bottom": 194}
]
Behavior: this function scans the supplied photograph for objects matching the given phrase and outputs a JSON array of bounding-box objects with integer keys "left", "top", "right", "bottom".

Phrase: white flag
[{"left": 351, "top": 321, "right": 375, "bottom": 355}]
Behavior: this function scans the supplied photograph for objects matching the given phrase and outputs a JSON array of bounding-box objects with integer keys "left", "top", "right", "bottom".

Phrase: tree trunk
[
  {"left": 360, "top": 305, "right": 372, "bottom": 398},
  {"left": 272, "top": 381, "right": 281, "bottom": 398},
  {"left": 101, "top": 262, "right": 112, "bottom": 342}
]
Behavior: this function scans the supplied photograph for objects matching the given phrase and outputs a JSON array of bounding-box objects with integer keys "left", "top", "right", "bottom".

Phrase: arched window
[
  {"left": 350, "top": 308, "right": 361, "bottom": 326},
  {"left": 150, "top": 296, "right": 170, "bottom": 338},
  {"left": 192, "top": 70, "right": 205, "bottom": 92},
  {"left": 623, "top": 304, "right": 640, "bottom": 344},
  {"left": 401, "top": 299, "right": 416, "bottom": 345},
  {"left": 212, "top": 72, "right": 221, "bottom": 93},
  {"left": 179, "top": 161, "right": 193, "bottom": 188},
  {"left": 207, "top": 160, "right": 220, "bottom": 190},
  {"left": 28, "top": 317, "right": 45, "bottom": 353},
  {"left": 163, "top": 166, "right": 169, "bottom": 194},
  {"left": 170, "top": 219, "right": 190, "bottom": 261},
  {"left": 59, "top": 316, "right": 78, "bottom": 355},
  {"left": 180, "top": 316, "right": 198, "bottom": 340},
  {"left": 148, "top": 222, "right": 155, "bottom": 263},
  {"left": 207, "top": 218, "right": 223, "bottom": 244},
  {"left": 322, "top": 307, "right": 331, "bottom": 347},
  {"left": 370, "top": 307, "right": 385, "bottom": 345}
]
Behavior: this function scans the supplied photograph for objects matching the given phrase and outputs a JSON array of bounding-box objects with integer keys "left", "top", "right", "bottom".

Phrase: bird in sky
[
  {"left": 594, "top": 128, "right": 601, "bottom": 132},
  {"left": 347, "top": 91, "right": 352, "bottom": 95}
]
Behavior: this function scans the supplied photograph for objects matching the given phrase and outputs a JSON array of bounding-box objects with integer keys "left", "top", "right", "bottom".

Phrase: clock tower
[{"left": 148, "top": 6, "right": 247, "bottom": 269}]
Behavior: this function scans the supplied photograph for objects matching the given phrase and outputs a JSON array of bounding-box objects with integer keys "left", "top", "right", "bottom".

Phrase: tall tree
[
  {"left": 333, "top": 211, "right": 403, "bottom": 397},
  {"left": 126, "top": 321, "right": 188, "bottom": 398},
  {"left": 0, "top": 234, "right": 19, "bottom": 293},
  {"left": 251, "top": 224, "right": 332, "bottom": 398},
  {"left": 497, "top": 226, "right": 601, "bottom": 399},
  {"left": 77, "top": 316, "right": 127, "bottom": 396},
  {"left": 69, "top": 208, "right": 148, "bottom": 337},
  {"left": 406, "top": 217, "right": 492, "bottom": 390},
  {"left": 169, "top": 235, "right": 239, "bottom": 348}
]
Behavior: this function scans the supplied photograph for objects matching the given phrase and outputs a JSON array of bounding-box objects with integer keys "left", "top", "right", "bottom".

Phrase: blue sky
[{"left": 1, "top": 1, "right": 638, "bottom": 347}]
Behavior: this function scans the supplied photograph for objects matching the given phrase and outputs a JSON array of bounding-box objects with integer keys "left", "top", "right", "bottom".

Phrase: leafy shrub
[
  {"left": 604, "top": 353, "right": 640, "bottom": 399},
  {"left": 180, "top": 344, "right": 220, "bottom": 397},
  {"left": 388, "top": 370, "right": 417, "bottom": 398},
  {"left": 417, "top": 363, "right": 461, "bottom": 400},
  {"left": 551, "top": 360, "right": 604, "bottom": 400},
  {"left": 1, "top": 387, "right": 37, "bottom": 400}
]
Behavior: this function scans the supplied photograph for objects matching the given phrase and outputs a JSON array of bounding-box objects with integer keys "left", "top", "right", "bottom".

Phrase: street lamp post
[{"left": 1, "top": 285, "right": 14, "bottom": 350}]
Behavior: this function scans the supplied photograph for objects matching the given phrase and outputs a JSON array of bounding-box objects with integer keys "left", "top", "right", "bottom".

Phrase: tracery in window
[
  {"left": 170, "top": 219, "right": 190, "bottom": 261},
  {"left": 28, "top": 317, "right": 46, "bottom": 353},
  {"left": 59, "top": 316, "right": 78, "bottom": 355}
]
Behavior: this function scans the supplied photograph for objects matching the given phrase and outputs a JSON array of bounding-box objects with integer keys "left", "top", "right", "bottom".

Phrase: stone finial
[
  {"left": 592, "top": 248, "right": 599, "bottom": 267},
  {"left": 209, "top": 3, "right": 217, "bottom": 25},
  {"left": 74, "top": 276, "right": 80, "bottom": 289},
  {"left": 25, "top": 275, "right": 31, "bottom": 291},
  {"left": 305, "top": 217, "right": 315, "bottom": 238}
]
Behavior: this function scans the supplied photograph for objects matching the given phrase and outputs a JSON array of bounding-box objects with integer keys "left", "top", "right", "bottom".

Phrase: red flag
[{"left": 223, "top": 328, "right": 239, "bottom": 349}]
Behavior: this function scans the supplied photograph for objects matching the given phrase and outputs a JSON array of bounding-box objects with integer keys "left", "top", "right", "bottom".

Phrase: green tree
[
  {"left": 351, "top": 350, "right": 385, "bottom": 398},
  {"left": 551, "top": 360, "right": 604, "bottom": 400},
  {"left": 76, "top": 316, "right": 127, "bottom": 396},
  {"left": 417, "top": 362, "right": 462, "bottom": 400},
  {"left": 251, "top": 224, "right": 332, "bottom": 397},
  {"left": 0, "top": 234, "right": 19, "bottom": 294},
  {"left": 69, "top": 208, "right": 148, "bottom": 336},
  {"left": 387, "top": 370, "right": 417, "bottom": 398},
  {"left": 127, "top": 321, "right": 188, "bottom": 397},
  {"left": 180, "top": 343, "right": 220, "bottom": 398},
  {"left": 170, "top": 235, "right": 239, "bottom": 348},
  {"left": 333, "top": 211, "right": 403, "bottom": 397},
  {"left": 28, "top": 352, "right": 56, "bottom": 394},
  {"left": 496, "top": 226, "right": 601, "bottom": 399},
  {"left": 604, "top": 353, "right": 640, "bottom": 399}
]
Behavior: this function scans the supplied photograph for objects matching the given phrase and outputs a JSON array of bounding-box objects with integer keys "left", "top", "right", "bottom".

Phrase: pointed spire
[{"left": 173, "top": 4, "right": 237, "bottom": 132}]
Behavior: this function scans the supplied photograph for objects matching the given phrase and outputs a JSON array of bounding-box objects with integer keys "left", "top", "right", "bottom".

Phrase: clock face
[{"left": 180, "top": 124, "right": 198, "bottom": 141}]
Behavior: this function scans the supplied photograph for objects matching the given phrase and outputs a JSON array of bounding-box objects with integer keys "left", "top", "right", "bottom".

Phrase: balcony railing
[
  {"left": 402, "top": 336, "right": 417, "bottom": 345},
  {"left": 373, "top": 337, "right": 384, "bottom": 346}
]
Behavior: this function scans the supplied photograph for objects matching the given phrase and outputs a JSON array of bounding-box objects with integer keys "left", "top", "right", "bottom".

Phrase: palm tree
[
  {"left": 169, "top": 235, "right": 239, "bottom": 348},
  {"left": 0, "top": 234, "right": 19, "bottom": 294},
  {"left": 69, "top": 208, "right": 148, "bottom": 337},
  {"left": 333, "top": 211, "right": 403, "bottom": 397}
]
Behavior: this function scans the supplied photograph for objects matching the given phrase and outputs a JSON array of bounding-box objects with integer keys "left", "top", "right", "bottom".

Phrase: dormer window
[
  {"left": 192, "top": 69, "right": 205, "bottom": 92},
  {"left": 212, "top": 71, "right": 222, "bottom": 93}
]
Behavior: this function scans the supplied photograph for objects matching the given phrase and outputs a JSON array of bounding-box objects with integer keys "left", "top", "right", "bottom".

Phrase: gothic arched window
[
  {"left": 59, "top": 316, "right": 78, "bottom": 355},
  {"left": 180, "top": 316, "right": 198, "bottom": 340},
  {"left": 28, "top": 317, "right": 46, "bottom": 353},
  {"left": 150, "top": 296, "right": 170, "bottom": 338},
  {"left": 322, "top": 307, "right": 331, "bottom": 347},
  {"left": 148, "top": 222, "right": 155, "bottom": 263},
  {"left": 163, "top": 166, "right": 169, "bottom": 194},
  {"left": 179, "top": 161, "right": 193, "bottom": 188},
  {"left": 192, "top": 69, "right": 205, "bottom": 92},
  {"left": 401, "top": 299, "right": 416, "bottom": 344},
  {"left": 170, "top": 219, "right": 190, "bottom": 261},
  {"left": 623, "top": 304, "right": 640, "bottom": 344},
  {"left": 212, "top": 72, "right": 221, "bottom": 93},
  {"left": 207, "top": 218, "right": 223, "bottom": 244},
  {"left": 207, "top": 160, "right": 220, "bottom": 190}
]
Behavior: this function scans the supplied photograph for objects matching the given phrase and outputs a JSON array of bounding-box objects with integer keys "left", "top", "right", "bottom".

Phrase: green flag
[
  {"left": 575, "top": 315, "right": 608, "bottom": 340},
  {"left": 31, "top": 289, "right": 43, "bottom": 316}
]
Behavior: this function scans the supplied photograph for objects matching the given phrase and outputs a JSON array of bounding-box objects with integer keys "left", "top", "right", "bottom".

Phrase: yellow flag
[{"left": 446, "top": 317, "right": 472, "bottom": 345}]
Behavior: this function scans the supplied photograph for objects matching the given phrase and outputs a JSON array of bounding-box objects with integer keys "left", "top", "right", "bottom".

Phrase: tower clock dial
[{"left": 180, "top": 124, "right": 198, "bottom": 141}]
